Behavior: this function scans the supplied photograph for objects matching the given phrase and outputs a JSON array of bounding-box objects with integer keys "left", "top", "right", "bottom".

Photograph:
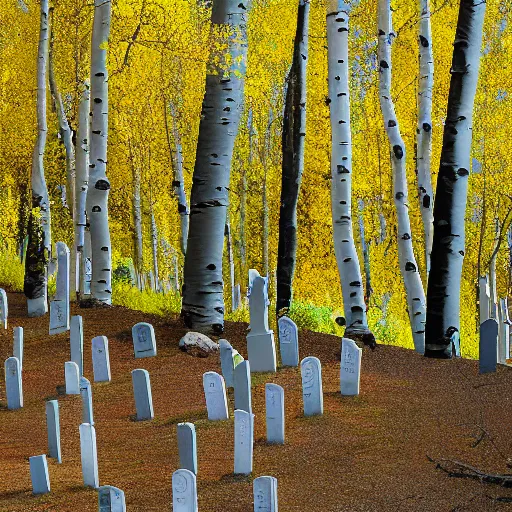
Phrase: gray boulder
[{"left": 179, "top": 332, "right": 219, "bottom": 358}]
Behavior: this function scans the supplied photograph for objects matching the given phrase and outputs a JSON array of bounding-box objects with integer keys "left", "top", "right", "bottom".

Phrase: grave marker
[
  {"left": 253, "top": 476, "right": 278, "bottom": 512},
  {"left": 301, "top": 356, "right": 323, "bottom": 416},
  {"left": 498, "top": 298, "right": 510, "bottom": 364},
  {"left": 340, "top": 338, "right": 362, "bottom": 396},
  {"left": 80, "top": 377, "right": 94, "bottom": 425},
  {"left": 132, "top": 322, "right": 157, "bottom": 358},
  {"left": 480, "top": 318, "right": 498, "bottom": 374},
  {"left": 46, "top": 400, "right": 62, "bottom": 463},
  {"left": 92, "top": 336, "right": 111, "bottom": 382},
  {"left": 265, "top": 383, "right": 284, "bottom": 444},
  {"left": 79, "top": 423, "right": 99, "bottom": 488},
  {"left": 0, "top": 288, "right": 7, "bottom": 329},
  {"left": 70, "top": 315, "right": 84, "bottom": 376},
  {"left": 5, "top": 356, "right": 22, "bottom": 409},
  {"left": 220, "top": 339, "right": 235, "bottom": 388},
  {"left": 234, "top": 360, "right": 252, "bottom": 414},
  {"left": 278, "top": 316, "right": 299, "bottom": 367},
  {"left": 131, "top": 369, "right": 154, "bottom": 421},
  {"left": 65, "top": 361, "right": 80, "bottom": 394},
  {"left": 29, "top": 455, "right": 50, "bottom": 494},
  {"left": 13, "top": 327, "right": 23, "bottom": 370},
  {"left": 234, "top": 409, "right": 254, "bottom": 475},
  {"left": 98, "top": 485, "right": 126, "bottom": 512},
  {"left": 49, "top": 241, "right": 70, "bottom": 335},
  {"left": 203, "top": 371, "right": 229, "bottom": 420},
  {"left": 177, "top": 422, "right": 197, "bottom": 475},
  {"left": 478, "top": 275, "right": 490, "bottom": 324},
  {"left": 172, "top": 468, "right": 198, "bottom": 512}
]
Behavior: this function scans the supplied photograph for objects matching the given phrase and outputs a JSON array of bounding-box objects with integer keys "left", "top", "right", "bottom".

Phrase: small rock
[{"left": 179, "top": 332, "right": 219, "bottom": 358}]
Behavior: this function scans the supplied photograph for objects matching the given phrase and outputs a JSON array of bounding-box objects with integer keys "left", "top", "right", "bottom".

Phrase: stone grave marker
[
  {"left": 79, "top": 423, "right": 99, "bottom": 488},
  {"left": 479, "top": 275, "right": 490, "bottom": 324},
  {"left": 246, "top": 272, "right": 277, "bottom": 373},
  {"left": 340, "top": 338, "right": 362, "bottom": 396},
  {"left": 248, "top": 269, "right": 259, "bottom": 293},
  {"left": 0, "top": 288, "right": 7, "bottom": 329},
  {"left": 49, "top": 241, "right": 70, "bottom": 335},
  {"left": 234, "top": 360, "right": 252, "bottom": 414},
  {"left": 172, "top": 468, "right": 198, "bottom": 512},
  {"left": 301, "top": 356, "right": 323, "bottom": 416},
  {"left": 234, "top": 409, "right": 254, "bottom": 475},
  {"left": 80, "top": 377, "right": 94, "bottom": 425},
  {"left": 70, "top": 315, "right": 84, "bottom": 376},
  {"left": 132, "top": 322, "right": 157, "bottom": 358},
  {"left": 253, "top": 475, "right": 278, "bottom": 512},
  {"left": 220, "top": 339, "right": 235, "bottom": 388},
  {"left": 92, "top": 336, "right": 111, "bottom": 382},
  {"left": 278, "top": 316, "right": 299, "bottom": 367},
  {"left": 13, "top": 327, "right": 23, "bottom": 370},
  {"left": 498, "top": 298, "right": 510, "bottom": 364},
  {"left": 177, "top": 422, "right": 197, "bottom": 475},
  {"left": 98, "top": 485, "right": 126, "bottom": 512},
  {"left": 84, "top": 253, "right": 92, "bottom": 295},
  {"left": 265, "top": 383, "right": 284, "bottom": 444},
  {"left": 46, "top": 400, "right": 62, "bottom": 463},
  {"left": 29, "top": 454, "right": 50, "bottom": 494},
  {"left": 65, "top": 361, "right": 80, "bottom": 394},
  {"left": 131, "top": 369, "right": 154, "bottom": 421},
  {"left": 480, "top": 318, "right": 499, "bottom": 374},
  {"left": 203, "top": 371, "right": 229, "bottom": 420},
  {"left": 5, "top": 356, "right": 22, "bottom": 409}
]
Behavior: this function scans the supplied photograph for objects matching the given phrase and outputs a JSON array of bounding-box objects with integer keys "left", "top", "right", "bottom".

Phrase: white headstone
[
  {"left": 234, "top": 360, "right": 252, "bottom": 414},
  {"left": 131, "top": 369, "right": 154, "bottom": 421},
  {"left": 234, "top": 409, "right": 254, "bottom": 475},
  {"left": 219, "top": 339, "right": 235, "bottom": 388},
  {"left": 29, "top": 454, "right": 50, "bottom": 494},
  {"left": 13, "top": 327, "right": 23, "bottom": 370},
  {"left": 248, "top": 269, "right": 259, "bottom": 294},
  {"left": 46, "top": 400, "right": 62, "bottom": 463},
  {"left": 265, "top": 383, "right": 284, "bottom": 444},
  {"left": 5, "top": 356, "right": 22, "bottom": 409},
  {"left": 498, "top": 298, "right": 510, "bottom": 364},
  {"left": 340, "top": 338, "right": 362, "bottom": 396},
  {"left": 203, "top": 371, "right": 229, "bottom": 420},
  {"left": 253, "top": 476, "right": 278, "bottom": 512},
  {"left": 132, "top": 322, "right": 157, "bottom": 358},
  {"left": 480, "top": 318, "right": 498, "bottom": 374},
  {"left": 98, "top": 485, "right": 126, "bottom": 512},
  {"left": 300, "top": 356, "right": 323, "bottom": 416},
  {"left": 79, "top": 423, "right": 99, "bottom": 488},
  {"left": 172, "top": 469, "right": 198, "bottom": 512},
  {"left": 80, "top": 377, "right": 94, "bottom": 425},
  {"left": 70, "top": 315, "right": 84, "bottom": 376},
  {"left": 478, "top": 275, "right": 490, "bottom": 324},
  {"left": 278, "top": 316, "right": 299, "bottom": 367},
  {"left": 0, "top": 288, "right": 7, "bottom": 329},
  {"left": 92, "top": 336, "right": 111, "bottom": 382},
  {"left": 177, "top": 422, "right": 197, "bottom": 475},
  {"left": 49, "top": 241, "right": 70, "bottom": 334},
  {"left": 65, "top": 361, "right": 80, "bottom": 394}
]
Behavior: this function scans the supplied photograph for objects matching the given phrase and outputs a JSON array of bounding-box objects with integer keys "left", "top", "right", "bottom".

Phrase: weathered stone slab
[
  {"left": 203, "top": 371, "right": 229, "bottom": 420},
  {"left": 498, "top": 298, "right": 510, "bottom": 364},
  {"left": 172, "top": 468, "right": 198, "bottom": 511},
  {"left": 13, "top": 327, "right": 23, "bottom": 370},
  {"left": 179, "top": 331, "right": 219, "bottom": 357},
  {"left": 301, "top": 356, "right": 323, "bottom": 416},
  {"left": 49, "top": 241, "right": 70, "bottom": 335},
  {"left": 98, "top": 485, "right": 126, "bottom": 512},
  {"left": 253, "top": 476, "right": 278, "bottom": 512},
  {"left": 219, "top": 339, "right": 235, "bottom": 388},
  {"left": 46, "top": 400, "right": 61, "bottom": 463},
  {"left": 177, "top": 422, "right": 197, "bottom": 475},
  {"left": 234, "top": 409, "right": 254, "bottom": 475},
  {"left": 479, "top": 275, "right": 490, "bottom": 324},
  {"left": 249, "top": 274, "right": 270, "bottom": 335},
  {"left": 65, "top": 361, "right": 80, "bottom": 394},
  {"left": 132, "top": 322, "right": 157, "bottom": 358},
  {"left": 131, "top": 369, "right": 154, "bottom": 421},
  {"left": 278, "top": 316, "right": 299, "bottom": 367},
  {"left": 234, "top": 360, "right": 252, "bottom": 414},
  {"left": 79, "top": 423, "right": 99, "bottom": 488},
  {"left": 0, "top": 288, "right": 7, "bottom": 329},
  {"left": 480, "top": 318, "right": 498, "bottom": 374},
  {"left": 340, "top": 338, "right": 362, "bottom": 396},
  {"left": 29, "top": 454, "right": 50, "bottom": 494},
  {"left": 70, "top": 315, "right": 84, "bottom": 376},
  {"left": 247, "top": 332, "right": 277, "bottom": 373},
  {"left": 80, "top": 377, "right": 94, "bottom": 425},
  {"left": 265, "top": 383, "right": 284, "bottom": 444},
  {"left": 5, "top": 356, "right": 22, "bottom": 409},
  {"left": 92, "top": 336, "right": 111, "bottom": 382}
]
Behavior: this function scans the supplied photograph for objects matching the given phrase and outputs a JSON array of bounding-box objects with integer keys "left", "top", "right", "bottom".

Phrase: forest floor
[{"left": 1, "top": 290, "right": 512, "bottom": 511}]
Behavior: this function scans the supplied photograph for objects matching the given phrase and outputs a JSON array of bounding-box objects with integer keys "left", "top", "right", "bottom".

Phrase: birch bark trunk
[
  {"left": 130, "top": 147, "right": 143, "bottom": 291},
  {"left": 378, "top": 0, "right": 426, "bottom": 353},
  {"left": 150, "top": 202, "right": 159, "bottom": 293},
  {"left": 425, "top": 0, "right": 486, "bottom": 357},
  {"left": 225, "top": 218, "right": 236, "bottom": 312}
]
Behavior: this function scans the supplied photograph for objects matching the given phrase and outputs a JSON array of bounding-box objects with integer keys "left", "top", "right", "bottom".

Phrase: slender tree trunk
[
  {"left": 276, "top": 0, "right": 309, "bottom": 316},
  {"left": 25, "top": 0, "right": 51, "bottom": 318},
  {"left": 150, "top": 200, "right": 159, "bottom": 293},
  {"left": 326, "top": 1, "right": 371, "bottom": 337},
  {"left": 130, "top": 140, "right": 143, "bottom": 291},
  {"left": 181, "top": 0, "right": 249, "bottom": 334},
  {"left": 240, "top": 110, "right": 253, "bottom": 291},
  {"left": 261, "top": 103, "right": 274, "bottom": 278},
  {"left": 425, "top": 0, "right": 486, "bottom": 357},
  {"left": 489, "top": 218, "right": 499, "bottom": 319},
  {"left": 378, "top": 0, "right": 426, "bottom": 353},
  {"left": 87, "top": 0, "right": 112, "bottom": 304},
  {"left": 225, "top": 218, "right": 236, "bottom": 312},
  {"left": 358, "top": 199, "right": 373, "bottom": 306},
  {"left": 416, "top": 0, "right": 434, "bottom": 276},
  {"left": 508, "top": 225, "right": 512, "bottom": 296}
]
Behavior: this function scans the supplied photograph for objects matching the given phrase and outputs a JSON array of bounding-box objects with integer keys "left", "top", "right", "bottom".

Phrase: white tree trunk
[
  {"left": 416, "top": 0, "right": 434, "bottom": 276},
  {"left": 489, "top": 218, "right": 499, "bottom": 319},
  {"left": 327, "top": 1, "right": 370, "bottom": 336},
  {"left": 87, "top": 0, "right": 112, "bottom": 304},
  {"left": 378, "top": 0, "right": 426, "bottom": 353},
  {"left": 25, "top": 0, "right": 51, "bottom": 317},
  {"left": 225, "top": 218, "right": 236, "bottom": 312},
  {"left": 150, "top": 205, "right": 159, "bottom": 293},
  {"left": 131, "top": 149, "right": 143, "bottom": 291}
]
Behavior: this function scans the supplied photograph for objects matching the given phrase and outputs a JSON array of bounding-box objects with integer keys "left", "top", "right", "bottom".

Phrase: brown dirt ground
[{"left": 1, "top": 290, "right": 512, "bottom": 511}]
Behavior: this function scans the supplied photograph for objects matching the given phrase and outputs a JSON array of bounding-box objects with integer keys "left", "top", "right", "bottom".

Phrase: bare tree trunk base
[{"left": 79, "top": 298, "right": 113, "bottom": 309}]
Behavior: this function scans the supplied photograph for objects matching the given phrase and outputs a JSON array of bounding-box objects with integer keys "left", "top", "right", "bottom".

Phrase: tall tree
[
  {"left": 87, "top": 0, "right": 112, "bottom": 304},
  {"left": 276, "top": 0, "right": 310, "bottom": 316},
  {"left": 181, "top": 0, "right": 249, "bottom": 334},
  {"left": 378, "top": 0, "right": 426, "bottom": 353},
  {"left": 425, "top": 0, "right": 486, "bottom": 358},
  {"left": 25, "top": 0, "right": 51, "bottom": 317}
]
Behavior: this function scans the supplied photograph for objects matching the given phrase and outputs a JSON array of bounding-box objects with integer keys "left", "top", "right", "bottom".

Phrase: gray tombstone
[
  {"left": 234, "top": 360, "right": 252, "bottom": 414},
  {"left": 300, "top": 356, "right": 323, "bottom": 416},
  {"left": 498, "top": 298, "right": 510, "bottom": 364},
  {"left": 234, "top": 409, "right": 254, "bottom": 475},
  {"left": 46, "top": 400, "right": 62, "bottom": 463},
  {"left": 131, "top": 369, "right": 154, "bottom": 421},
  {"left": 132, "top": 322, "right": 157, "bottom": 358},
  {"left": 80, "top": 377, "right": 94, "bottom": 425},
  {"left": 70, "top": 315, "right": 84, "bottom": 376},
  {"left": 479, "top": 275, "right": 490, "bottom": 324},
  {"left": 253, "top": 476, "right": 278, "bottom": 512},
  {"left": 65, "top": 361, "right": 80, "bottom": 394},
  {"left": 79, "top": 423, "right": 99, "bottom": 488},
  {"left": 0, "top": 288, "right": 7, "bottom": 329},
  {"left": 29, "top": 454, "right": 50, "bottom": 494},
  {"left": 248, "top": 269, "right": 259, "bottom": 294},
  {"left": 13, "top": 327, "right": 23, "bottom": 370},
  {"left": 177, "top": 422, "right": 197, "bottom": 475},
  {"left": 203, "top": 371, "right": 229, "bottom": 420},
  {"left": 265, "top": 383, "right": 284, "bottom": 444},
  {"left": 340, "top": 338, "right": 362, "bottom": 396},
  {"left": 92, "top": 336, "right": 111, "bottom": 382},
  {"left": 172, "top": 468, "right": 198, "bottom": 512},
  {"left": 98, "top": 485, "right": 126, "bottom": 512},
  {"left": 5, "top": 356, "right": 22, "bottom": 409},
  {"left": 278, "top": 316, "right": 299, "bottom": 367},
  {"left": 219, "top": 339, "right": 235, "bottom": 388},
  {"left": 49, "top": 241, "right": 70, "bottom": 335},
  {"left": 480, "top": 318, "right": 499, "bottom": 374}
]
